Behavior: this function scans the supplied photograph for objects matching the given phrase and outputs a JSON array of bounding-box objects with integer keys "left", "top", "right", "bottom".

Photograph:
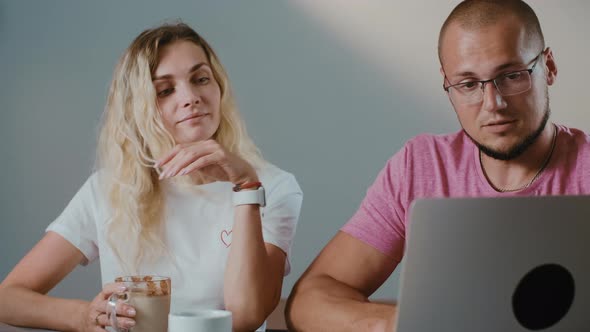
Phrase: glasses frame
[{"left": 443, "top": 50, "right": 545, "bottom": 104}]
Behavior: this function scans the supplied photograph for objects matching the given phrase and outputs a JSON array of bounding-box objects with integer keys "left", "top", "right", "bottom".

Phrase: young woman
[{"left": 0, "top": 22, "right": 302, "bottom": 332}]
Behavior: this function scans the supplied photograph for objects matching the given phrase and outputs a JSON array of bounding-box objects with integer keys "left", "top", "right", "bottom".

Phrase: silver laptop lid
[{"left": 396, "top": 195, "right": 590, "bottom": 332}]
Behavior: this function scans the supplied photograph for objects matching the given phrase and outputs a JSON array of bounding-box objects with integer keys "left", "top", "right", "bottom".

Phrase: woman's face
[{"left": 153, "top": 40, "right": 222, "bottom": 144}]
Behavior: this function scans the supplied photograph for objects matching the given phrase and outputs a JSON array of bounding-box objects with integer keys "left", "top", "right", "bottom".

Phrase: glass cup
[{"left": 108, "top": 275, "right": 171, "bottom": 332}]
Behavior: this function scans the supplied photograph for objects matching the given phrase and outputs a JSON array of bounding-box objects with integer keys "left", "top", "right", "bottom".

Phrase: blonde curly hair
[{"left": 97, "top": 22, "right": 264, "bottom": 272}]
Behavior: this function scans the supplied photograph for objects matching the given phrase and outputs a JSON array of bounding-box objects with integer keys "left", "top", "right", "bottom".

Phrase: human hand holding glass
[
  {"left": 82, "top": 283, "right": 136, "bottom": 331},
  {"left": 107, "top": 275, "right": 171, "bottom": 332}
]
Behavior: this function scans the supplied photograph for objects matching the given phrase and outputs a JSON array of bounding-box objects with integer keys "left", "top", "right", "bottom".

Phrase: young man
[{"left": 286, "top": 1, "right": 590, "bottom": 331}]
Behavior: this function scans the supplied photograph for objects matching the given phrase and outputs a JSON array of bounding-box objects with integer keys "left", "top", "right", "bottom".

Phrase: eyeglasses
[{"left": 443, "top": 50, "right": 544, "bottom": 105}]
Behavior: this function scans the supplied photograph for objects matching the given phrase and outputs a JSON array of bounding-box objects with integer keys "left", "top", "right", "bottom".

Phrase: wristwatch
[{"left": 232, "top": 185, "right": 266, "bottom": 207}]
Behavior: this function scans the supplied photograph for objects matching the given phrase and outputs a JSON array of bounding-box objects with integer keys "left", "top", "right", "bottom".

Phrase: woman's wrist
[{"left": 234, "top": 174, "right": 260, "bottom": 188}]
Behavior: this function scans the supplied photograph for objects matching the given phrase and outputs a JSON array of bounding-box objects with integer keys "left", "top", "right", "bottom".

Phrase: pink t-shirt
[{"left": 342, "top": 124, "right": 590, "bottom": 265}]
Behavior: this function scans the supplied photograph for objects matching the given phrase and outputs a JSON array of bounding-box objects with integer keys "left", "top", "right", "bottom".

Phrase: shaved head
[{"left": 438, "top": 0, "right": 545, "bottom": 64}]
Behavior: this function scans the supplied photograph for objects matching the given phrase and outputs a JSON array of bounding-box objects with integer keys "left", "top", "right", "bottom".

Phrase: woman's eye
[
  {"left": 157, "top": 88, "right": 174, "bottom": 97},
  {"left": 197, "top": 76, "right": 209, "bottom": 84}
]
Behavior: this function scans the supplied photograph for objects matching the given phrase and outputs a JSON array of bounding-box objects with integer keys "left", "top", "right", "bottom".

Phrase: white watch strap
[{"left": 233, "top": 186, "right": 266, "bottom": 207}]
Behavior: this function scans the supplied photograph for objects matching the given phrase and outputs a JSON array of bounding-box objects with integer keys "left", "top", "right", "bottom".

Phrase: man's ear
[{"left": 543, "top": 47, "right": 557, "bottom": 86}]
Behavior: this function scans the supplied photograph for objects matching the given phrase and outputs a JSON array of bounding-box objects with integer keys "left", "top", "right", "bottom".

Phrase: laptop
[{"left": 395, "top": 195, "right": 590, "bottom": 332}]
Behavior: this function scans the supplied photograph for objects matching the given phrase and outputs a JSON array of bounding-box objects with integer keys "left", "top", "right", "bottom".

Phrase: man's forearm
[{"left": 286, "top": 275, "right": 397, "bottom": 332}]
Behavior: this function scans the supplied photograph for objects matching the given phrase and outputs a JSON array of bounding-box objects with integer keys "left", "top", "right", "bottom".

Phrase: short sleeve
[
  {"left": 341, "top": 149, "right": 408, "bottom": 263},
  {"left": 46, "top": 174, "right": 103, "bottom": 265},
  {"left": 259, "top": 169, "right": 303, "bottom": 276}
]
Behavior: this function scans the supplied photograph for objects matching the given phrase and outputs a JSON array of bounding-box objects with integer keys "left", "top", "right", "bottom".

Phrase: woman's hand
[
  {"left": 80, "top": 283, "right": 136, "bottom": 331},
  {"left": 156, "top": 139, "right": 258, "bottom": 185}
]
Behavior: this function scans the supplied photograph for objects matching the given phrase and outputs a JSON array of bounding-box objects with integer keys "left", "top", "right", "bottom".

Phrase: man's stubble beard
[{"left": 464, "top": 94, "right": 551, "bottom": 161}]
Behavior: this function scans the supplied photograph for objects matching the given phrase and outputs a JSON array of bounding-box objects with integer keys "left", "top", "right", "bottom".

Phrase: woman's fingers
[
  {"left": 87, "top": 282, "right": 136, "bottom": 331},
  {"left": 98, "top": 283, "right": 126, "bottom": 300},
  {"left": 156, "top": 139, "right": 253, "bottom": 183},
  {"left": 155, "top": 144, "right": 183, "bottom": 168},
  {"left": 159, "top": 149, "right": 211, "bottom": 178},
  {"left": 100, "top": 298, "right": 136, "bottom": 318},
  {"left": 159, "top": 142, "right": 217, "bottom": 179},
  {"left": 96, "top": 312, "right": 135, "bottom": 329},
  {"left": 94, "top": 313, "right": 109, "bottom": 327},
  {"left": 178, "top": 152, "right": 219, "bottom": 176}
]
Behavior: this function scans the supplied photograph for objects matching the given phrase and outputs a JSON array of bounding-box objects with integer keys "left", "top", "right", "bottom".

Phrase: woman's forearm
[
  {"left": 224, "top": 204, "right": 280, "bottom": 331},
  {"left": 0, "top": 285, "right": 88, "bottom": 331}
]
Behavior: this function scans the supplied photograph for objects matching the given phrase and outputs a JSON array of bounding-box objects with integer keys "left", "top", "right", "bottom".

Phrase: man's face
[{"left": 440, "top": 17, "right": 556, "bottom": 160}]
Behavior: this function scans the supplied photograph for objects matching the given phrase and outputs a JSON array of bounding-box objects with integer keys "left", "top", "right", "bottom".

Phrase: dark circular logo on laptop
[{"left": 512, "top": 263, "right": 575, "bottom": 330}]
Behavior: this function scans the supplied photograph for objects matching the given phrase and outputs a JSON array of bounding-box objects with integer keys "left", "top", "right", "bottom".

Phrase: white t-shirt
[{"left": 47, "top": 164, "right": 302, "bottom": 313}]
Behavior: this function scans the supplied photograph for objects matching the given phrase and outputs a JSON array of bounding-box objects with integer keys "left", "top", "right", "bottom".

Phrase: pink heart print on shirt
[{"left": 221, "top": 229, "right": 232, "bottom": 247}]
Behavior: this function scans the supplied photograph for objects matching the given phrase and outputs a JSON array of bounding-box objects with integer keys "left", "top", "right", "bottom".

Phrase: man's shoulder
[
  {"left": 554, "top": 124, "right": 590, "bottom": 167},
  {"left": 382, "top": 130, "right": 472, "bottom": 175},
  {"left": 398, "top": 130, "right": 469, "bottom": 158},
  {"left": 405, "top": 130, "right": 466, "bottom": 147},
  {"left": 556, "top": 124, "right": 590, "bottom": 143}
]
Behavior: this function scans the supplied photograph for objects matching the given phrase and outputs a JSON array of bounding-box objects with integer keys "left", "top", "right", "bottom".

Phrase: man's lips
[
  {"left": 483, "top": 119, "right": 517, "bottom": 133},
  {"left": 484, "top": 119, "right": 516, "bottom": 127}
]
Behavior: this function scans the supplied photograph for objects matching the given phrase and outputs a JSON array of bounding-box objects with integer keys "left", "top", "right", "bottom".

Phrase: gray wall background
[{"left": 1, "top": 0, "right": 589, "bottom": 302}]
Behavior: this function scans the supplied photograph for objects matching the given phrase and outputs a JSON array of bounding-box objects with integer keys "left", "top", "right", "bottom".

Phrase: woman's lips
[{"left": 178, "top": 113, "right": 207, "bottom": 124}]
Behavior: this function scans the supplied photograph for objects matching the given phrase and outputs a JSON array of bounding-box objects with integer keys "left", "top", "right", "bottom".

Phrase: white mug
[{"left": 168, "top": 310, "right": 232, "bottom": 332}]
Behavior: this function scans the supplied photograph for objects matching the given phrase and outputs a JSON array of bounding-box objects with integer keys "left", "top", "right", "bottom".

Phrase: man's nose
[{"left": 480, "top": 81, "right": 507, "bottom": 113}]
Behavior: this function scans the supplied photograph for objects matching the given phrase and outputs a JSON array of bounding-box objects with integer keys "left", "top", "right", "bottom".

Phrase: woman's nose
[{"left": 179, "top": 84, "right": 200, "bottom": 108}]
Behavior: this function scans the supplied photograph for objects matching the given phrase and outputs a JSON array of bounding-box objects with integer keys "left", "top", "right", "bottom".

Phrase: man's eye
[
  {"left": 505, "top": 72, "right": 523, "bottom": 80},
  {"left": 157, "top": 88, "right": 174, "bottom": 97},
  {"left": 458, "top": 81, "right": 479, "bottom": 91}
]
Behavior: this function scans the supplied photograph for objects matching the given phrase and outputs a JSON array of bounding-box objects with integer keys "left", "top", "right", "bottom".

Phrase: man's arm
[{"left": 286, "top": 231, "right": 399, "bottom": 332}]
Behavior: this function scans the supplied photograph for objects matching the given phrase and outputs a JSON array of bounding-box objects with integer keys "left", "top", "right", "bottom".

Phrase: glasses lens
[
  {"left": 449, "top": 83, "right": 482, "bottom": 105},
  {"left": 449, "top": 70, "right": 533, "bottom": 105},
  {"left": 496, "top": 71, "right": 532, "bottom": 96}
]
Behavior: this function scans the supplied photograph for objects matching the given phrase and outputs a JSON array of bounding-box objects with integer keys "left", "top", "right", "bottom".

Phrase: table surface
[{"left": 0, "top": 322, "right": 287, "bottom": 332}]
